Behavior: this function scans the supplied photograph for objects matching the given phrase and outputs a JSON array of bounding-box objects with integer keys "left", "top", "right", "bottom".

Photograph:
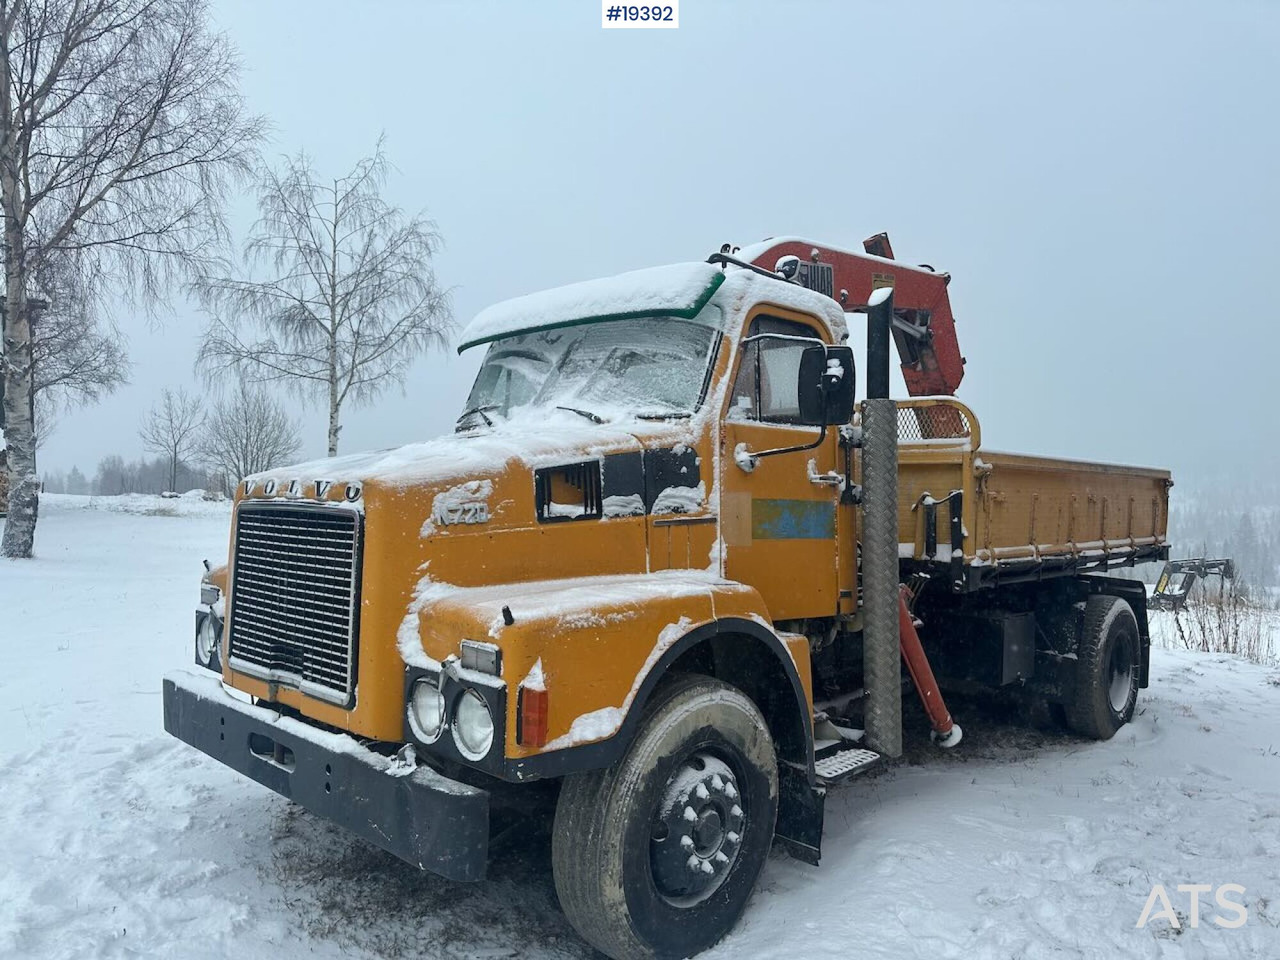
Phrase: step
[{"left": 814, "top": 747, "right": 881, "bottom": 785}]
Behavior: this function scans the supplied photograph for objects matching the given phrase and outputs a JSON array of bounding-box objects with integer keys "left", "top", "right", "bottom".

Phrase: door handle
[{"left": 807, "top": 460, "right": 843, "bottom": 487}]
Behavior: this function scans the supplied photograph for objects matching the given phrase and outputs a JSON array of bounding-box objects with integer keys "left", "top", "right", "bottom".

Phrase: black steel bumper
[{"left": 163, "top": 670, "right": 490, "bottom": 881}]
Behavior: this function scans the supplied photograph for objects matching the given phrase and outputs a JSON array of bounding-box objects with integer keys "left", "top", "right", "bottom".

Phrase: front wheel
[
  {"left": 1066, "top": 595, "right": 1140, "bottom": 740},
  {"left": 552, "top": 674, "right": 777, "bottom": 960}
]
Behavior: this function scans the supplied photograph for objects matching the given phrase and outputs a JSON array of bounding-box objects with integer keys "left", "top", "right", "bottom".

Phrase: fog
[{"left": 39, "top": 0, "right": 1280, "bottom": 490}]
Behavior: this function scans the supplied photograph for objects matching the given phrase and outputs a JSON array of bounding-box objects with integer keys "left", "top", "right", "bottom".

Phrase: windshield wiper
[
  {"left": 556, "top": 405, "right": 605, "bottom": 424},
  {"left": 456, "top": 404, "right": 497, "bottom": 428},
  {"left": 636, "top": 410, "right": 692, "bottom": 421}
]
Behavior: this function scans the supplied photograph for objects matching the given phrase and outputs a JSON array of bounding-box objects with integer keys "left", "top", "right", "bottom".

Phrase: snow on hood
[
  {"left": 246, "top": 410, "right": 677, "bottom": 491},
  {"left": 457, "top": 261, "right": 726, "bottom": 353},
  {"left": 397, "top": 568, "right": 724, "bottom": 669}
]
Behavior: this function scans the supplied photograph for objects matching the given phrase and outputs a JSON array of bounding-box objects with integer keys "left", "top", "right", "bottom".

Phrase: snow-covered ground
[{"left": 2, "top": 496, "right": 1278, "bottom": 959}]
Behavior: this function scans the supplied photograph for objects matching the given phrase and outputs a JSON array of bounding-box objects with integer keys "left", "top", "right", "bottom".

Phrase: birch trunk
[
  {"left": 326, "top": 337, "right": 340, "bottom": 457},
  {"left": 1, "top": 181, "right": 38, "bottom": 557},
  {"left": 326, "top": 380, "right": 340, "bottom": 457}
]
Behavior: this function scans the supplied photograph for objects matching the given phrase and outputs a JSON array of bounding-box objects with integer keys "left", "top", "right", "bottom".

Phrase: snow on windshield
[{"left": 460, "top": 317, "right": 718, "bottom": 426}]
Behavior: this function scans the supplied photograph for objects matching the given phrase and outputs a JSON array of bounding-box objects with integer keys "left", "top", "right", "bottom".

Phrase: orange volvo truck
[{"left": 166, "top": 234, "right": 1170, "bottom": 959}]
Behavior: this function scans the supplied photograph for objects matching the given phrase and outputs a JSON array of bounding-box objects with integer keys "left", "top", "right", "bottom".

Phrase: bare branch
[
  {"left": 138, "top": 385, "right": 204, "bottom": 491},
  {"left": 196, "top": 381, "right": 301, "bottom": 489},
  {"left": 194, "top": 141, "right": 453, "bottom": 456},
  {"left": 29, "top": 250, "right": 129, "bottom": 408}
]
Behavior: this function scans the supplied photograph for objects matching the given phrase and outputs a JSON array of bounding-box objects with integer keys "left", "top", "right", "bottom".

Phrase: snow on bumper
[{"left": 162, "top": 669, "right": 489, "bottom": 881}]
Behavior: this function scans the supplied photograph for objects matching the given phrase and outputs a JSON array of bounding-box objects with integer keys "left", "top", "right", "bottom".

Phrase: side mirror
[{"left": 798, "top": 344, "right": 856, "bottom": 425}]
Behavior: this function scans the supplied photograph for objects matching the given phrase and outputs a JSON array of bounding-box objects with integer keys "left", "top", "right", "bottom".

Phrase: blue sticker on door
[{"left": 751, "top": 499, "right": 836, "bottom": 540}]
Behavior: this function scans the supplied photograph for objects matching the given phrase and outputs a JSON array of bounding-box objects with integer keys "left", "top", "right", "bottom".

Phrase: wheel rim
[
  {"left": 649, "top": 751, "right": 744, "bottom": 905},
  {"left": 197, "top": 620, "right": 215, "bottom": 665},
  {"left": 1107, "top": 633, "right": 1136, "bottom": 713}
]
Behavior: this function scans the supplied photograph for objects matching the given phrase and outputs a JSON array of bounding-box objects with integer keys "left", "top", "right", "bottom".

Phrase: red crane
[{"left": 743, "top": 233, "right": 965, "bottom": 397}]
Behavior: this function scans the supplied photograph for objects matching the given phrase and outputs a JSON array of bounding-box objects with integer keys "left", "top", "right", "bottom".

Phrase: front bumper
[{"left": 163, "top": 670, "right": 490, "bottom": 881}]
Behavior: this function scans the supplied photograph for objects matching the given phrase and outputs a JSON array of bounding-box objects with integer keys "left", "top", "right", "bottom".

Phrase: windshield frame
[{"left": 458, "top": 312, "right": 725, "bottom": 430}]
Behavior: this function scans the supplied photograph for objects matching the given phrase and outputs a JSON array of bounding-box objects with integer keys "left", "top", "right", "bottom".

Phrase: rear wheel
[
  {"left": 552, "top": 674, "right": 777, "bottom": 960},
  {"left": 1066, "top": 595, "right": 1140, "bottom": 740}
]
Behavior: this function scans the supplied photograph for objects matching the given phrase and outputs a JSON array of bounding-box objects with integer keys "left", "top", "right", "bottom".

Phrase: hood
[
  {"left": 244, "top": 412, "right": 669, "bottom": 494},
  {"left": 236, "top": 410, "right": 705, "bottom": 538}
]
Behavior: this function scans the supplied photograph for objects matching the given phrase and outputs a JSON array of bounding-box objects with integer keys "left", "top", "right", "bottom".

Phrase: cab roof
[
  {"left": 457, "top": 261, "right": 725, "bottom": 353},
  {"left": 456, "top": 258, "right": 849, "bottom": 355}
]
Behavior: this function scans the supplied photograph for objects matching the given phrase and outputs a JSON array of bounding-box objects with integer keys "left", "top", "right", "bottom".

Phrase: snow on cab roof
[{"left": 456, "top": 261, "right": 725, "bottom": 353}]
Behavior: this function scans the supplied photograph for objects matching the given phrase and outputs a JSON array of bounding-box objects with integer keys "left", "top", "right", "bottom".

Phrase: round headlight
[
  {"left": 452, "top": 688, "right": 494, "bottom": 760},
  {"left": 408, "top": 680, "right": 446, "bottom": 743},
  {"left": 197, "top": 616, "right": 219, "bottom": 669}
]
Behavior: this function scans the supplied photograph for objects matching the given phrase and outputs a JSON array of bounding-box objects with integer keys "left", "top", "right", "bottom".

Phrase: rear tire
[
  {"left": 552, "top": 674, "right": 777, "bottom": 960},
  {"left": 1066, "top": 595, "right": 1140, "bottom": 740}
]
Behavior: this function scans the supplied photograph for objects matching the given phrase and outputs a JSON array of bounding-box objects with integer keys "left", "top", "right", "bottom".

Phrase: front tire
[
  {"left": 552, "top": 674, "right": 777, "bottom": 960},
  {"left": 1066, "top": 595, "right": 1140, "bottom": 740}
]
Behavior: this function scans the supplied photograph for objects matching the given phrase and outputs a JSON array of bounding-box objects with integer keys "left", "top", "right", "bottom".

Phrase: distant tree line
[
  {"left": 42, "top": 455, "right": 220, "bottom": 497},
  {"left": 41, "top": 381, "right": 302, "bottom": 498}
]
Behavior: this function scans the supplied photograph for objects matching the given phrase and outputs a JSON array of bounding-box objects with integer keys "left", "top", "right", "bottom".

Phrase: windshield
[{"left": 460, "top": 317, "right": 719, "bottom": 426}]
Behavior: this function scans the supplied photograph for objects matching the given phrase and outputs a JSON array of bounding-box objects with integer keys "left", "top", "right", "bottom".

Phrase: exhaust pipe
[{"left": 861, "top": 286, "right": 902, "bottom": 758}]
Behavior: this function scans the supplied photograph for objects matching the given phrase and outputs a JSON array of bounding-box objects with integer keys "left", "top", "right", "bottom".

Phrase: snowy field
[{"left": 2, "top": 495, "right": 1279, "bottom": 959}]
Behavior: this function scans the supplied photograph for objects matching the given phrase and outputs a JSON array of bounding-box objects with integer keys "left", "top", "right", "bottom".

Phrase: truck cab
[{"left": 167, "top": 242, "right": 1169, "bottom": 960}]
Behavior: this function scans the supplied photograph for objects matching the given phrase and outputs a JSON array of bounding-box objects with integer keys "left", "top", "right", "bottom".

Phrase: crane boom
[{"left": 742, "top": 233, "right": 965, "bottom": 396}]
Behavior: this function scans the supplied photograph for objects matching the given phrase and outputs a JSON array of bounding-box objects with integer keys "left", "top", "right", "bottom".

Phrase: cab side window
[{"left": 728, "top": 316, "right": 822, "bottom": 424}]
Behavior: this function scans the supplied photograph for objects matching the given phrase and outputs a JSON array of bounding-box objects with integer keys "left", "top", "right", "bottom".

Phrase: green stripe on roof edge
[{"left": 455, "top": 270, "right": 726, "bottom": 354}]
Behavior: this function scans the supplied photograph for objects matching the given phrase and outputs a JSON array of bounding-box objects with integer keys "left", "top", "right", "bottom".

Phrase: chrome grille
[{"left": 227, "top": 502, "right": 361, "bottom": 706}]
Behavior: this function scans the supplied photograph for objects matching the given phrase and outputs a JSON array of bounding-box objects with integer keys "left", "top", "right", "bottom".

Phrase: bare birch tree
[
  {"left": 139, "top": 386, "right": 203, "bottom": 492},
  {"left": 198, "top": 382, "right": 300, "bottom": 491},
  {"left": 195, "top": 143, "right": 452, "bottom": 457},
  {"left": 0, "top": 0, "right": 263, "bottom": 558}
]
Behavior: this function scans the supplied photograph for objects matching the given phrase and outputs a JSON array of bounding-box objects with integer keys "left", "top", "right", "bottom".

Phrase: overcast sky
[{"left": 39, "top": 0, "right": 1280, "bottom": 488}]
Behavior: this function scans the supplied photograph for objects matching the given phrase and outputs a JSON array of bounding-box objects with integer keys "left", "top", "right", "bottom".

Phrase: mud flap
[{"left": 774, "top": 762, "right": 824, "bottom": 866}]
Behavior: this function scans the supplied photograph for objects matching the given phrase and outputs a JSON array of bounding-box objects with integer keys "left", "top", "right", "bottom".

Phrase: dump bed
[{"left": 891, "top": 398, "right": 1170, "bottom": 591}]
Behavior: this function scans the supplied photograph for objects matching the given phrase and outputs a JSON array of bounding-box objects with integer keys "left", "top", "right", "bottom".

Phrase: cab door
[{"left": 719, "top": 310, "right": 843, "bottom": 620}]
